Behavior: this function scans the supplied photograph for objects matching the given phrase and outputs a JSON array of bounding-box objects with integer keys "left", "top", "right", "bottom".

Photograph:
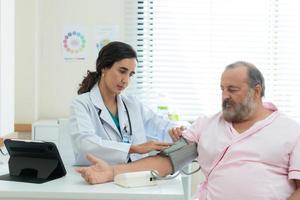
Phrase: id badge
[
  {"left": 122, "top": 134, "right": 132, "bottom": 143},
  {"left": 122, "top": 123, "right": 132, "bottom": 143}
]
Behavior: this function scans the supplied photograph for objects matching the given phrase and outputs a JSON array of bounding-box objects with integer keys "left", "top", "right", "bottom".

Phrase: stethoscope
[{"left": 98, "top": 100, "right": 132, "bottom": 143}]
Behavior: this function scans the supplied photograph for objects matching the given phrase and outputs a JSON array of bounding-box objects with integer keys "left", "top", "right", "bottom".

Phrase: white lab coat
[{"left": 70, "top": 84, "right": 176, "bottom": 165}]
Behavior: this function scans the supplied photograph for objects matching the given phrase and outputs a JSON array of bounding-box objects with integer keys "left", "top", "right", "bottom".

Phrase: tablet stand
[
  {"left": 0, "top": 156, "right": 63, "bottom": 183},
  {"left": 0, "top": 139, "right": 67, "bottom": 184},
  {"left": 9, "top": 156, "right": 59, "bottom": 180}
]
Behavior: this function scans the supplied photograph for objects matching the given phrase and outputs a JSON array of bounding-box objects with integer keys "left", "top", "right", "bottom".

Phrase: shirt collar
[
  {"left": 90, "top": 83, "right": 126, "bottom": 111},
  {"left": 262, "top": 102, "right": 278, "bottom": 111},
  {"left": 223, "top": 101, "right": 279, "bottom": 136}
]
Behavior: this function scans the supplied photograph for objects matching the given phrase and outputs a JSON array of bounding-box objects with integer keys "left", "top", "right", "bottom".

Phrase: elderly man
[{"left": 77, "top": 61, "right": 300, "bottom": 200}]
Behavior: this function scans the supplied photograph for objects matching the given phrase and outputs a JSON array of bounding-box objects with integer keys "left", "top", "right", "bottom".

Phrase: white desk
[{"left": 0, "top": 156, "right": 184, "bottom": 200}]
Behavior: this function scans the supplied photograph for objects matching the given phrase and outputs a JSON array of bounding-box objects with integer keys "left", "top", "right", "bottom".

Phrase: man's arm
[
  {"left": 76, "top": 153, "right": 173, "bottom": 185},
  {"left": 288, "top": 180, "right": 300, "bottom": 200}
]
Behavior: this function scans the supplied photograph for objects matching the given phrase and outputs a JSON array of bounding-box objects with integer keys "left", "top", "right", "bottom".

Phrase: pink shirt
[{"left": 183, "top": 103, "right": 300, "bottom": 200}]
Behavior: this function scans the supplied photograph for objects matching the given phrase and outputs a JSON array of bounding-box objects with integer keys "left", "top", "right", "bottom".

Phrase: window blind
[
  {"left": 268, "top": 0, "right": 300, "bottom": 122},
  {"left": 125, "top": 0, "right": 300, "bottom": 122}
]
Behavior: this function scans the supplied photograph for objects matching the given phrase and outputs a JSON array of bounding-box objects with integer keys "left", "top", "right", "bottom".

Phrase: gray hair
[{"left": 225, "top": 61, "right": 265, "bottom": 97}]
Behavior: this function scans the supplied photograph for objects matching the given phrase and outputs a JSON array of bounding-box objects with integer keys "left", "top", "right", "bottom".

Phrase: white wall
[
  {"left": 15, "top": 0, "right": 38, "bottom": 123},
  {"left": 0, "top": 0, "right": 15, "bottom": 135},
  {"left": 15, "top": 0, "right": 125, "bottom": 123}
]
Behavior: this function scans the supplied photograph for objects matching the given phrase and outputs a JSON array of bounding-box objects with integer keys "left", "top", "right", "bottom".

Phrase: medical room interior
[{"left": 1, "top": 0, "right": 300, "bottom": 200}]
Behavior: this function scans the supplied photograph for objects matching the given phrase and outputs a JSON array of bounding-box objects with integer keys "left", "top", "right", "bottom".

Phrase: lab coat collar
[
  {"left": 90, "top": 83, "right": 103, "bottom": 110},
  {"left": 90, "top": 84, "right": 120, "bottom": 135}
]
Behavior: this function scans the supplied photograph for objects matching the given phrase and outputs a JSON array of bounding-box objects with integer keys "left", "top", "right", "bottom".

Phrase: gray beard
[{"left": 222, "top": 90, "right": 256, "bottom": 123}]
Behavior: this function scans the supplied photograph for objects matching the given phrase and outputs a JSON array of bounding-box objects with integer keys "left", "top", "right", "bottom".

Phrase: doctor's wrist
[{"left": 129, "top": 144, "right": 139, "bottom": 154}]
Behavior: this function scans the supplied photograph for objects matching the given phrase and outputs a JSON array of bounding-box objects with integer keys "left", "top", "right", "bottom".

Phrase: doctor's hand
[
  {"left": 169, "top": 126, "right": 186, "bottom": 142},
  {"left": 76, "top": 153, "right": 114, "bottom": 185},
  {"left": 129, "top": 141, "right": 171, "bottom": 154}
]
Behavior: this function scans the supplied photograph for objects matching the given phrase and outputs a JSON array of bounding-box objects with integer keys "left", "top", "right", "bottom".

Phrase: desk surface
[{"left": 0, "top": 156, "right": 184, "bottom": 200}]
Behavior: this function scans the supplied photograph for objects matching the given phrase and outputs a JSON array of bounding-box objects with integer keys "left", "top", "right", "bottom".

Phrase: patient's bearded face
[{"left": 222, "top": 89, "right": 256, "bottom": 123}]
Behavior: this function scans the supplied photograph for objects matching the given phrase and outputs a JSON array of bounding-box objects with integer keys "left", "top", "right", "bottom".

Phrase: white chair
[{"left": 58, "top": 118, "right": 75, "bottom": 165}]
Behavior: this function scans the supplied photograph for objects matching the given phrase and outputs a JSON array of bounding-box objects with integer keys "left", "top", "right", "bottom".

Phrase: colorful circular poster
[{"left": 63, "top": 31, "right": 86, "bottom": 53}]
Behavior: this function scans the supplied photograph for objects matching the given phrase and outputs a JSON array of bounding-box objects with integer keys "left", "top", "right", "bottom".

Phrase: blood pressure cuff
[{"left": 159, "top": 138, "right": 198, "bottom": 174}]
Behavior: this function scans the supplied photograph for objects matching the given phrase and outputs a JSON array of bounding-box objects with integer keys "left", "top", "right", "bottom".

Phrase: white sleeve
[
  {"left": 69, "top": 97, "right": 130, "bottom": 165},
  {"left": 138, "top": 100, "right": 177, "bottom": 142}
]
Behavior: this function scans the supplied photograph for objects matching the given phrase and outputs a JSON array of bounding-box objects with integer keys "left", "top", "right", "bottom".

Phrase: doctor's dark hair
[
  {"left": 225, "top": 61, "right": 265, "bottom": 97},
  {"left": 77, "top": 41, "right": 137, "bottom": 94}
]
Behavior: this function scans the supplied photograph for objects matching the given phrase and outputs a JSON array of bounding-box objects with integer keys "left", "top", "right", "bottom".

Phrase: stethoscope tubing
[
  {"left": 97, "top": 99, "right": 132, "bottom": 140},
  {"left": 121, "top": 100, "right": 132, "bottom": 136}
]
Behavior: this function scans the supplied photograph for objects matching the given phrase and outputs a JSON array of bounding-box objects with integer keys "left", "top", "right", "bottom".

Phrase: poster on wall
[
  {"left": 94, "top": 25, "right": 119, "bottom": 56},
  {"left": 62, "top": 27, "right": 87, "bottom": 60}
]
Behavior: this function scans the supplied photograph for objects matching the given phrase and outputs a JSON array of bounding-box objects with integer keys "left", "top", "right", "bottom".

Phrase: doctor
[{"left": 70, "top": 41, "right": 176, "bottom": 165}]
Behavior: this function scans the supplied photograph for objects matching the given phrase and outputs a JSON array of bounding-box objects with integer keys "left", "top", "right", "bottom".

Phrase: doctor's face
[
  {"left": 102, "top": 58, "right": 137, "bottom": 95},
  {"left": 221, "top": 67, "right": 256, "bottom": 123}
]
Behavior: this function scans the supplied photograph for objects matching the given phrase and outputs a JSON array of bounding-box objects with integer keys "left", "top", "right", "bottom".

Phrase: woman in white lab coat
[{"left": 70, "top": 41, "right": 176, "bottom": 165}]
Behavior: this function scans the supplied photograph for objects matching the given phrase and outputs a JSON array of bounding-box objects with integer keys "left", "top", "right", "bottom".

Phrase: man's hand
[
  {"left": 129, "top": 141, "right": 171, "bottom": 154},
  {"left": 288, "top": 180, "right": 300, "bottom": 200},
  {"left": 76, "top": 154, "right": 114, "bottom": 185},
  {"left": 169, "top": 126, "right": 186, "bottom": 142}
]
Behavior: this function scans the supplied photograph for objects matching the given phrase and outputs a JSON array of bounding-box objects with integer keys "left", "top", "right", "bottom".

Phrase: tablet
[{"left": 0, "top": 139, "right": 67, "bottom": 183}]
